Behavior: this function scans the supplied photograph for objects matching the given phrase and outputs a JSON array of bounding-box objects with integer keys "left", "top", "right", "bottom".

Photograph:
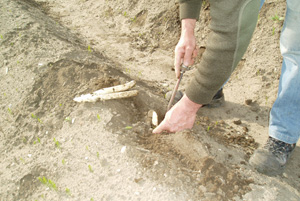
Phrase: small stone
[
  {"left": 134, "top": 178, "right": 143, "bottom": 183},
  {"left": 233, "top": 119, "right": 242, "bottom": 125},
  {"left": 245, "top": 99, "right": 252, "bottom": 105},
  {"left": 243, "top": 127, "right": 249, "bottom": 132}
]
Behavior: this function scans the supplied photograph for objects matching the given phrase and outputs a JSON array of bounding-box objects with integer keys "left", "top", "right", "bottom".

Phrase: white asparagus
[
  {"left": 93, "top": 80, "right": 136, "bottom": 95},
  {"left": 152, "top": 110, "right": 158, "bottom": 127},
  {"left": 99, "top": 90, "right": 138, "bottom": 100},
  {"left": 74, "top": 80, "right": 137, "bottom": 102},
  {"left": 74, "top": 90, "right": 138, "bottom": 102}
]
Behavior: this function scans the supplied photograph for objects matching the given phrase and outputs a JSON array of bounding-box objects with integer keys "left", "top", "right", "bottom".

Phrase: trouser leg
[{"left": 269, "top": 0, "right": 300, "bottom": 144}]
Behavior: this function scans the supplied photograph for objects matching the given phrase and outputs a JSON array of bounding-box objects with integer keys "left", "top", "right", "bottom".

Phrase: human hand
[
  {"left": 152, "top": 94, "right": 202, "bottom": 134},
  {"left": 174, "top": 19, "right": 198, "bottom": 78}
]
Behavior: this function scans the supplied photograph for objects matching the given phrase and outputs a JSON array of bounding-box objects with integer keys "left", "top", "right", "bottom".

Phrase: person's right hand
[
  {"left": 152, "top": 94, "right": 202, "bottom": 134},
  {"left": 174, "top": 18, "right": 198, "bottom": 78}
]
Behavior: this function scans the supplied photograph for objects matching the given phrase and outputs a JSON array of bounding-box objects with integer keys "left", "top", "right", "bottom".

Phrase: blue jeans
[{"left": 269, "top": 0, "right": 300, "bottom": 144}]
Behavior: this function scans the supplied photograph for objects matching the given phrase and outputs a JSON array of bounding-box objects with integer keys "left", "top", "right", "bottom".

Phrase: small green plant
[
  {"left": 34, "top": 137, "right": 40, "bottom": 145},
  {"left": 130, "top": 16, "right": 136, "bottom": 22},
  {"left": 53, "top": 138, "right": 60, "bottom": 149},
  {"left": 38, "top": 176, "right": 57, "bottom": 191},
  {"left": 62, "top": 159, "right": 66, "bottom": 165},
  {"left": 0, "top": 34, "right": 3, "bottom": 39},
  {"left": 31, "top": 113, "right": 42, "bottom": 123},
  {"left": 20, "top": 157, "right": 25, "bottom": 164},
  {"left": 87, "top": 45, "right": 92, "bottom": 53},
  {"left": 86, "top": 146, "right": 89, "bottom": 151},
  {"left": 23, "top": 137, "right": 27, "bottom": 144},
  {"left": 65, "top": 188, "right": 71, "bottom": 196},
  {"left": 97, "top": 152, "right": 100, "bottom": 158},
  {"left": 256, "top": 69, "right": 261, "bottom": 76},
  {"left": 272, "top": 27, "right": 275, "bottom": 35},
  {"left": 7, "top": 107, "right": 12, "bottom": 115},
  {"left": 91, "top": 198, "right": 94, "bottom": 201},
  {"left": 88, "top": 164, "right": 93, "bottom": 172},
  {"left": 272, "top": 14, "right": 284, "bottom": 22},
  {"left": 65, "top": 117, "right": 71, "bottom": 122},
  {"left": 125, "top": 126, "right": 132, "bottom": 130},
  {"left": 123, "top": 11, "right": 127, "bottom": 17},
  {"left": 125, "top": 68, "right": 131, "bottom": 73},
  {"left": 97, "top": 114, "right": 101, "bottom": 121},
  {"left": 207, "top": 126, "right": 210, "bottom": 132}
]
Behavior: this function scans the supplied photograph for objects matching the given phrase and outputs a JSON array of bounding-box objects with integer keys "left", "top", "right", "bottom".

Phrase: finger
[
  {"left": 152, "top": 120, "right": 170, "bottom": 134},
  {"left": 193, "top": 46, "right": 199, "bottom": 58},
  {"left": 183, "top": 46, "right": 194, "bottom": 66}
]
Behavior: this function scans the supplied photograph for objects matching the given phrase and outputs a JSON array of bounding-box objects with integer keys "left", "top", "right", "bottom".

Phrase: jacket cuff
[{"left": 179, "top": 0, "right": 202, "bottom": 20}]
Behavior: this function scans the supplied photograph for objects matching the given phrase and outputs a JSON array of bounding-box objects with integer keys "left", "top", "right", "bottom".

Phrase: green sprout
[
  {"left": 62, "top": 159, "right": 66, "bottom": 165},
  {"left": 123, "top": 11, "right": 127, "bottom": 17},
  {"left": 31, "top": 114, "right": 42, "bottom": 123},
  {"left": 97, "top": 152, "right": 100, "bottom": 158},
  {"left": 53, "top": 138, "right": 60, "bottom": 149},
  {"left": 0, "top": 34, "right": 3, "bottom": 39},
  {"left": 88, "top": 164, "right": 93, "bottom": 172},
  {"left": 20, "top": 157, "right": 25, "bottom": 164},
  {"left": 66, "top": 188, "right": 71, "bottom": 196},
  {"left": 65, "top": 117, "right": 71, "bottom": 122},
  {"left": 86, "top": 146, "right": 89, "bottom": 151},
  {"left": 272, "top": 14, "right": 284, "bottom": 22},
  {"left": 125, "top": 126, "right": 132, "bottom": 130},
  {"left": 272, "top": 27, "right": 275, "bottom": 35},
  {"left": 23, "top": 137, "right": 27, "bottom": 144},
  {"left": 7, "top": 107, "right": 12, "bottom": 115},
  {"left": 125, "top": 68, "right": 131, "bottom": 73},
  {"left": 130, "top": 16, "right": 136, "bottom": 22},
  {"left": 97, "top": 114, "right": 101, "bottom": 121},
  {"left": 207, "top": 126, "right": 210, "bottom": 132},
  {"left": 87, "top": 45, "right": 92, "bottom": 53},
  {"left": 38, "top": 176, "right": 57, "bottom": 191}
]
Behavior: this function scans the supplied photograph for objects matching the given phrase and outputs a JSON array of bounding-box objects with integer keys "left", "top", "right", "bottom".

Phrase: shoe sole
[{"left": 249, "top": 149, "right": 285, "bottom": 176}]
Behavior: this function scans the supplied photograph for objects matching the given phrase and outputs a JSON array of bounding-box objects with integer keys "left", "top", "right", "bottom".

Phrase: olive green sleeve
[
  {"left": 185, "top": 0, "right": 260, "bottom": 104},
  {"left": 177, "top": 0, "right": 202, "bottom": 20}
]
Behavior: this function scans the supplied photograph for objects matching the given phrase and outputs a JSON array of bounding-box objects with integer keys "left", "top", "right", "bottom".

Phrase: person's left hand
[{"left": 153, "top": 94, "right": 202, "bottom": 134}]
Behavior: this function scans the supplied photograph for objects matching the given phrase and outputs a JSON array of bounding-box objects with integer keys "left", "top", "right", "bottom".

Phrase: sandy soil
[{"left": 1, "top": 0, "right": 300, "bottom": 200}]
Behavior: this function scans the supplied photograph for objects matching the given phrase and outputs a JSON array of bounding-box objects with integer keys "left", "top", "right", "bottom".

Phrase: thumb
[{"left": 152, "top": 120, "right": 169, "bottom": 134}]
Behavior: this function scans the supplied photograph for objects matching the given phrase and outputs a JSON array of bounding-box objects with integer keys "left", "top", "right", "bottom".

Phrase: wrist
[
  {"left": 181, "top": 19, "right": 196, "bottom": 37},
  {"left": 181, "top": 94, "right": 202, "bottom": 113}
]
